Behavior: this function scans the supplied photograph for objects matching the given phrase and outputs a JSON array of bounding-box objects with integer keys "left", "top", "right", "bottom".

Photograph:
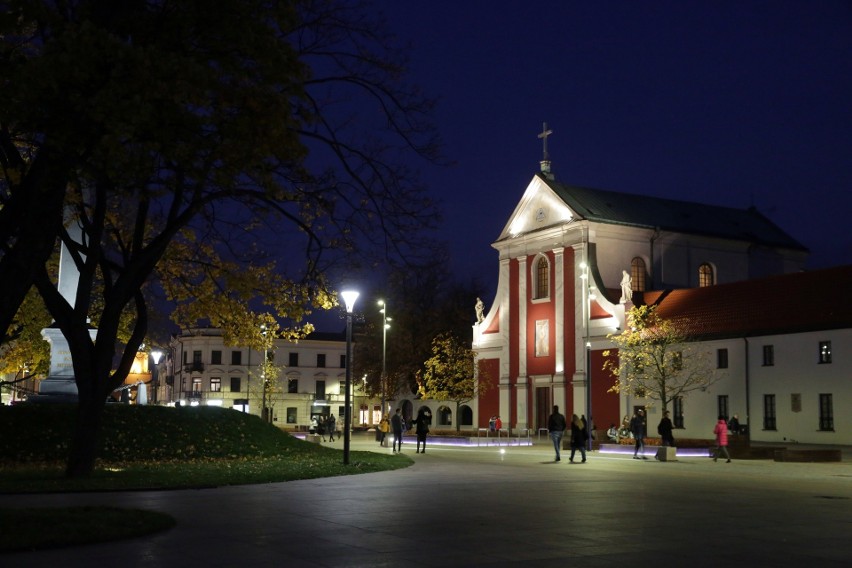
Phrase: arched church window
[
  {"left": 699, "top": 263, "right": 714, "bottom": 287},
  {"left": 630, "top": 257, "right": 647, "bottom": 291},
  {"left": 533, "top": 255, "right": 549, "bottom": 300}
]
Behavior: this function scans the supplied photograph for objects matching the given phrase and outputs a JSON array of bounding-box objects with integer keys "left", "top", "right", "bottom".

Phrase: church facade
[{"left": 472, "top": 169, "right": 851, "bottom": 446}]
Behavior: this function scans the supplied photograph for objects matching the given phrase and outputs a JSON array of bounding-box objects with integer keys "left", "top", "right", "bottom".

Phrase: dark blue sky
[{"left": 378, "top": 1, "right": 852, "bottom": 293}]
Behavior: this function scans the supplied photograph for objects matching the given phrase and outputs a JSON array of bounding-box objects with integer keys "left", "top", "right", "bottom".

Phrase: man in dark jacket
[
  {"left": 391, "top": 408, "right": 404, "bottom": 453},
  {"left": 630, "top": 409, "right": 647, "bottom": 459},
  {"left": 548, "top": 405, "right": 567, "bottom": 462}
]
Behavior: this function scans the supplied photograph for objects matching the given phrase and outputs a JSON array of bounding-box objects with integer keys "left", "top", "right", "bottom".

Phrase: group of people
[
  {"left": 570, "top": 407, "right": 738, "bottom": 463},
  {"left": 309, "top": 414, "right": 338, "bottom": 442},
  {"left": 488, "top": 415, "right": 503, "bottom": 433},
  {"left": 547, "top": 406, "right": 589, "bottom": 463},
  {"left": 381, "top": 407, "right": 432, "bottom": 453}
]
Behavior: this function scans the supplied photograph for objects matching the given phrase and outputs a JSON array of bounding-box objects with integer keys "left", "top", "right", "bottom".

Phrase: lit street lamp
[
  {"left": 150, "top": 349, "right": 163, "bottom": 404},
  {"left": 341, "top": 289, "right": 359, "bottom": 465},
  {"left": 377, "top": 299, "right": 391, "bottom": 421}
]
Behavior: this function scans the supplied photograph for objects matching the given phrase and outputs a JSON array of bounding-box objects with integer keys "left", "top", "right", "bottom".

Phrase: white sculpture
[{"left": 620, "top": 270, "right": 633, "bottom": 304}]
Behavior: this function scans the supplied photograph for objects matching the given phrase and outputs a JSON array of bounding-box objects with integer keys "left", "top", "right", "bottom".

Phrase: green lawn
[{"left": 0, "top": 404, "right": 411, "bottom": 551}]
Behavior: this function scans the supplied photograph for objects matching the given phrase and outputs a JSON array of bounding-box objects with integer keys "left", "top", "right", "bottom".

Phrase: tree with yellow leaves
[
  {"left": 418, "top": 333, "right": 492, "bottom": 432},
  {"left": 603, "top": 305, "right": 719, "bottom": 413}
]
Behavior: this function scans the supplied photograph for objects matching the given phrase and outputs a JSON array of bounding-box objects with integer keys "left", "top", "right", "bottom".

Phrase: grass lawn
[{"left": 0, "top": 404, "right": 411, "bottom": 552}]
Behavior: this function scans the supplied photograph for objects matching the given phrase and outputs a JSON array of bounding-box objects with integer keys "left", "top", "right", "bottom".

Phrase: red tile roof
[{"left": 638, "top": 265, "right": 852, "bottom": 339}]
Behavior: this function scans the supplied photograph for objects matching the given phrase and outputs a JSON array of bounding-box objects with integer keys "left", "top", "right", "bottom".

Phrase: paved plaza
[{"left": 3, "top": 434, "right": 851, "bottom": 567}]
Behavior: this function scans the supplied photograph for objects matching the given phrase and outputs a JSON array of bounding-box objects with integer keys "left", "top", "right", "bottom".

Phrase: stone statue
[
  {"left": 620, "top": 270, "right": 633, "bottom": 304},
  {"left": 475, "top": 297, "right": 485, "bottom": 323}
]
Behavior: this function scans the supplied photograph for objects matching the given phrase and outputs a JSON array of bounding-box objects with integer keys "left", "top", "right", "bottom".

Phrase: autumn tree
[
  {"left": 418, "top": 332, "right": 491, "bottom": 432},
  {"left": 1, "top": 0, "right": 440, "bottom": 477},
  {"left": 603, "top": 305, "right": 719, "bottom": 413}
]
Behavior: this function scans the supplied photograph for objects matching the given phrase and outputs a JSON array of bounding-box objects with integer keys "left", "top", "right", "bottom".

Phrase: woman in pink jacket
[{"left": 713, "top": 415, "right": 731, "bottom": 463}]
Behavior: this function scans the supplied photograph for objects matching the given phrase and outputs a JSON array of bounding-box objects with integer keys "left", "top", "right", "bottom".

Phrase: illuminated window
[
  {"left": 818, "top": 341, "right": 832, "bottom": 364},
  {"left": 286, "top": 407, "right": 297, "bottom": 424},
  {"left": 533, "top": 255, "right": 549, "bottom": 300},
  {"left": 698, "top": 263, "right": 714, "bottom": 287},
  {"left": 210, "top": 377, "right": 221, "bottom": 392},
  {"left": 630, "top": 257, "right": 647, "bottom": 291},
  {"left": 192, "top": 377, "right": 202, "bottom": 392}
]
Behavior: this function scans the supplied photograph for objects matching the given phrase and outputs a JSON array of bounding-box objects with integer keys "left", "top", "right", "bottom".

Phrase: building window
[
  {"left": 630, "top": 257, "right": 647, "bottom": 291},
  {"left": 266, "top": 351, "right": 274, "bottom": 363},
  {"left": 672, "top": 351, "right": 683, "bottom": 370},
  {"left": 317, "top": 354, "right": 326, "bottom": 368},
  {"left": 717, "top": 395, "right": 729, "bottom": 421},
  {"left": 288, "top": 378, "right": 298, "bottom": 393},
  {"left": 286, "top": 407, "right": 297, "bottom": 424},
  {"left": 673, "top": 397, "right": 684, "bottom": 429},
  {"left": 818, "top": 341, "right": 832, "bottom": 364},
  {"left": 315, "top": 380, "right": 325, "bottom": 399},
  {"left": 819, "top": 394, "right": 834, "bottom": 431},
  {"left": 338, "top": 406, "right": 346, "bottom": 421},
  {"left": 763, "top": 395, "right": 776, "bottom": 430},
  {"left": 762, "top": 345, "right": 774, "bottom": 367},
  {"left": 210, "top": 377, "right": 221, "bottom": 392},
  {"left": 192, "top": 377, "right": 202, "bottom": 392},
  {"left": 698, "top": 263, "right": 714, "bottom": 287},
  {"left": 289, "top": 353, "right": 298, "bottom": 367},
  {"left": 533, "top": 255, "right": 549, "bottom": 300},
  {"left": 211, "top": 350, "right": 222, "bottom": 365},
  {"left": 230, "top": 377, "right": 241, "bottom": 392},
  {"left": 339, "top": 355, "right": 346, "bottom": 368},
  {"left": 717, "top": 348, "right": 728, "bottom": 369},
  {"left": 339, "top": 380, "right": 346, "bottom": 394},
  {"left": 231, "top": 351, "right": 242, "bottom": 365}
]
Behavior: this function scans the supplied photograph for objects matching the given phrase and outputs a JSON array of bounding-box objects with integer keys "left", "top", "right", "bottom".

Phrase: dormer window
[{"left": 699, "top": 263, "right": 714, "bottom": 287}]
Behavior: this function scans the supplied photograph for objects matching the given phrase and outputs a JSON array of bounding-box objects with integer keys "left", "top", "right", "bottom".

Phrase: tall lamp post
[
  {"left": 341, "top": 290, "right": 359, "bottom": 465},
  {"left": 377, "top": 300, "right": 391, "bottom": 419},
  {"left": 150, "top": 349, "right": 163, "bottom": 405}
]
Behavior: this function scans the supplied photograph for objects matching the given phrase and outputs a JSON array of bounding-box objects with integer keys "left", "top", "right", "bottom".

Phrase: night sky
[{"left": 378, "top": 1, "right": 852, "bottom": 298}]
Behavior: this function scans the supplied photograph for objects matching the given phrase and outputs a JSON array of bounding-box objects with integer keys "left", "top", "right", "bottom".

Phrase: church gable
[{"left": 496, "top": 175, "right": 577, "bottom": 241}]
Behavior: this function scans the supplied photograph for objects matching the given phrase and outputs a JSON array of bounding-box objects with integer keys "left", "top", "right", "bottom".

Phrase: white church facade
[{"left": 473, "top": 169, "right": 852, "bottom": 446}]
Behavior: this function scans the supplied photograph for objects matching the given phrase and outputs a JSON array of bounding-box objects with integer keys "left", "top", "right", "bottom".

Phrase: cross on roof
[{"left": 537, "top": 122, "right": 553, "bottom": 161}]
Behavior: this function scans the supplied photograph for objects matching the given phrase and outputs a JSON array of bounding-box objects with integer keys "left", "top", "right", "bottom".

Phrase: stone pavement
[{"left": 3, "top": 433, "right": 851, "bottom": 567}]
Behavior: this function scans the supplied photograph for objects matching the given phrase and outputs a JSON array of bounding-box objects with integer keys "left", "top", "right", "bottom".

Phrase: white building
[{"left": 165, "top": 328, "right": 378, "bottom": 430}]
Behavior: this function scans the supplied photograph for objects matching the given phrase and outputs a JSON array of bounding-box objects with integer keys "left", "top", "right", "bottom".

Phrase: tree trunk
[{"left": 65, "top": 393, "right": 107, "bottom": 478}]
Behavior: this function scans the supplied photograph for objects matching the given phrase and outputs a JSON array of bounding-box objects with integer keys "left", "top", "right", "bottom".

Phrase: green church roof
[{"left": 540, "top": 174, "right": 807, "bottom": 251}]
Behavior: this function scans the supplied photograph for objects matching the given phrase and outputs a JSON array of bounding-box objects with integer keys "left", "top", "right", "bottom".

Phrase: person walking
[
  {"left": 391, "top": 408, "right": 404, "bottom": 453},
  {"left": 728, "top": 414, "right": 741, "bottom": 436},
  {"left": 569, "top": 414, "right": 588, "bottom": 463},
  {"left": 317, "top": 415, "right": 327, "bottom": 442},
  {"left": 658, "top": 411, "right": 675, "bottom": 447},
  {"left": 713, "top": 415, "right": 732, "bottom": 463},
  {"left": 413, "top": 408, "right": 431, "bottom": 453},
  {"left": 630, "top": 409, "right": 647, "bottom": 459},
  {"left": 547, "top": 405, "right": 567, "bottom": 462},
  {"left": 327, "top": 414, "right": 337, "bottom": 442},
  {"left": 378, "top": 414, "right": 390, "bottom": 447}
]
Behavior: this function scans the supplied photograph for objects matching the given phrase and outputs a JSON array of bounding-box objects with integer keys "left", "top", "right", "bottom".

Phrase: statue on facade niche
[
  {"left": 475, "top": 297, "right": 485, "bottom": 323},
  {"left": 620, "top": 270, "right": 633, "bottom": 304}
]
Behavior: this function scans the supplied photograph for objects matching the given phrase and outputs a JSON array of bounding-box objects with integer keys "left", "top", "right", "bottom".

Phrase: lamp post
[
  {"left": 377, "top": 300, "right": 391, "bottom": 420},
  {"left": 150, "top": 349, "right": 163, "bottom": 405},
  {"left": 341, "top": 290, "right": 359, "bottom": 465}
]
